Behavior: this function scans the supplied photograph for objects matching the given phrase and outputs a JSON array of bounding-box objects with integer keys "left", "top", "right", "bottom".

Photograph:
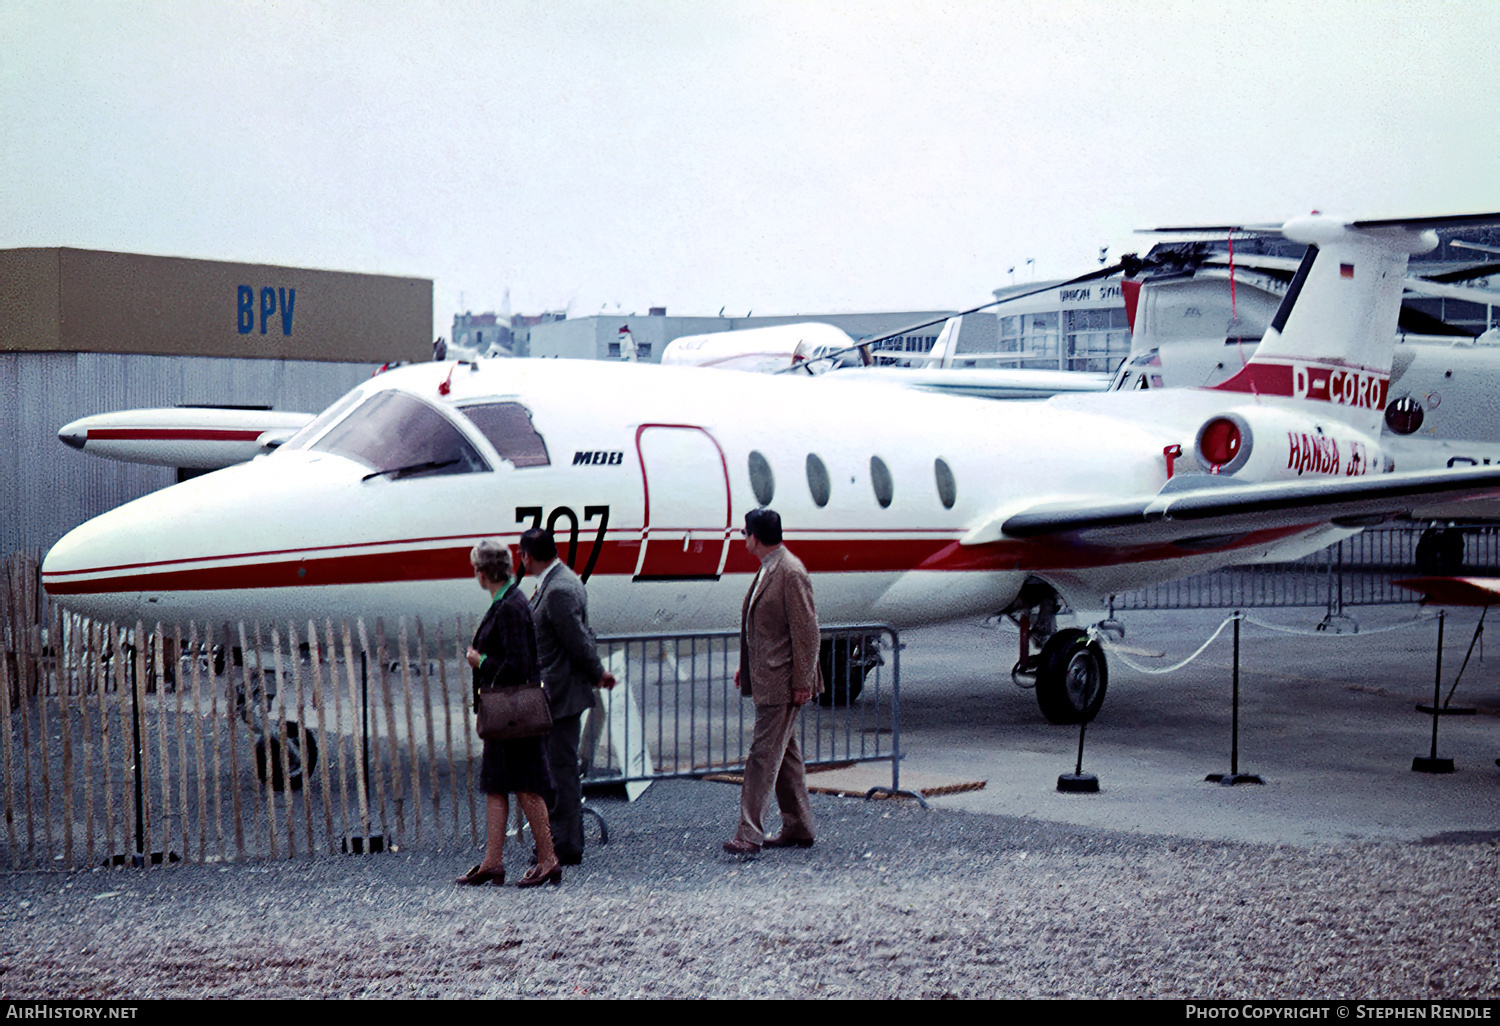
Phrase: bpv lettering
[{"left": 237, "top": 286, "right": 297, "bottom": 336}]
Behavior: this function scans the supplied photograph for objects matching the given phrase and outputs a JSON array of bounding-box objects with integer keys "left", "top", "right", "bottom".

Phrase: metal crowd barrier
[
  {"left": 1113, "top": 523, "right": 1500, "bottom": 616},
  {"left": 582, "top": 624, "right": 901, "bottom": 792}
]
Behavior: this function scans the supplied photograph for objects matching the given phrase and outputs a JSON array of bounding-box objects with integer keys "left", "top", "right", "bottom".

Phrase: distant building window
[
  {"left": 1064, "top": 307, "right": 1131, "bottom": 372},
  {"left": 459, "top": 402, "right": 551, "bottom": 468},
  {"left": 934, "top": 458, "right": 956, "bottom": 509},
  {"left": 869, "top": 456, "right": 893, "bottom": 508},
  {"left": 638, "top": 343, "right": 652, "bottom": 358},
  {"left": 608, "top": 342, "right": 621, "bottom": 358},
  {"left": 749, "top": 451, "right": 775, "bottom": 506},
  {"left": 806, "top": 453, "right": 831, "bottom": 507}
]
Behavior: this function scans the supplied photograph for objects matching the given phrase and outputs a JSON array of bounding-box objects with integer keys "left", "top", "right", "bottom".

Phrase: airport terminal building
[
  {"left": 527, "top": 308, "right": 997, "bottom": 363},
  {"left": 0, "top": 247, "right": 431, "bottom": 554}
]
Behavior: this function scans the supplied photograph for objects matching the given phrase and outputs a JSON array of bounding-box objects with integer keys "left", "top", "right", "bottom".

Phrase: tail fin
[
  {"left": 925, "top": 316, "right": 960, "bottom": 368},
  {"left": 1211, "top": 214, "right": 1437, "bottom": 430}
]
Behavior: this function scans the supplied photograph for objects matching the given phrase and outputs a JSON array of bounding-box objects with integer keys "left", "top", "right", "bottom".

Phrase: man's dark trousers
[{"left": 547, "top": 712, "right": 585, "bottom": 864}]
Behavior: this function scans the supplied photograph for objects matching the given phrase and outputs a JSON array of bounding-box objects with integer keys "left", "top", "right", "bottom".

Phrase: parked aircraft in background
[
  {"left": 57, "top": 407, "right": 314, "bottom": 470},
  {"left": 660, "top": 322, "right": 860, "bottom": 373},
  {"left": 43, "top": 212, "right": 1500, "bottom": 728},
  {"left": 1112, "top": 237, "right": 1500, "bottom": 518}
]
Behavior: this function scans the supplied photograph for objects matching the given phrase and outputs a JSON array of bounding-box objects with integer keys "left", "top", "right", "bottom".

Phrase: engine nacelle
[{"left": 1192, "top": 407, "right": 1387, "bottom": 482}]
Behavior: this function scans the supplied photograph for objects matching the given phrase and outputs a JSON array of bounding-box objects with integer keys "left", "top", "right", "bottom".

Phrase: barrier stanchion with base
[
  {"left": 1057, "top": 715, "right": 1099, "bottom": 793},
  {"left": 1413, "top": 610, "right": 1456, "bottom": 774},
  {"left": 865, "top": 757, "right": 931, "bottom": 808},
  {"left": 1206, "top": 614, "right": 1263, "bottom": 787},
  {"left": 1057, "top": 648, "right": 1101, "bottom": 794},
  {"left": 343, "top": 650, "right": 387, "bottom": 853},
  {"left": 106, "top": 627, "right": 180, "bottom": 867},
  {"left": 1416, "top": 605, "right": 1482, "bottom": 718}
]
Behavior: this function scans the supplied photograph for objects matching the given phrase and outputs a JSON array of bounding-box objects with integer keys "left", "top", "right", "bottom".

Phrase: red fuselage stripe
[
  {"left": 43, "top": 526, "right": 1314, "bottom": 595},
  {"left": 1212, "top": 361, "right": 1389, "bottom": 409},
  {"left": 88, "top": 429, "right": 267, "bottom": 442}
]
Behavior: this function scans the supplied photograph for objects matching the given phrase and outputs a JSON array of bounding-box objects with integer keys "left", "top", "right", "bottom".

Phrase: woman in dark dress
[{"left": 456, "top": 539, "right": 562, "bottom": 888}]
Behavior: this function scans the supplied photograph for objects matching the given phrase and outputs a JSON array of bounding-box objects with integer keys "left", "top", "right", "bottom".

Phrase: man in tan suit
[{"left": 724, "top": 507, "right": 822, "bottom": 855}]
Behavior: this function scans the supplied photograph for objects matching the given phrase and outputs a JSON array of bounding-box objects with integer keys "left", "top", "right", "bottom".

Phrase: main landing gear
[
  {"left": 1034, "top": 629, "right": 1108, "bottom": 725},
  {"left": 817, "top": 633, "right": 884, "bottom": 707},
  {"left": 1003, "top": 578, "right": 1109, "bottom": 724}
]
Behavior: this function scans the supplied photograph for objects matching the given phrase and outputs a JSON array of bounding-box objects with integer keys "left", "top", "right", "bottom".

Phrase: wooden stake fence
[{"left": 0, "top": 557, "right": 484, "bottom": 871}]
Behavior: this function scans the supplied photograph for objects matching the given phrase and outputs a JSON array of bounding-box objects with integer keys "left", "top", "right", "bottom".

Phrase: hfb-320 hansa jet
[{"left": 42, "top": 212, "right": 1500, "bottom": 724}]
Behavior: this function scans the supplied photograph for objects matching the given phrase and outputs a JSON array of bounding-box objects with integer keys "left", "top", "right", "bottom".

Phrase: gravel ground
[{"left": 1, "top": 779, "right": 1496, "bottom": 1000}]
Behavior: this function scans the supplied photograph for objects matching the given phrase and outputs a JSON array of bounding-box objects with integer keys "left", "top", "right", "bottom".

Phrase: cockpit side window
[
  {"left": 459, "top": 402, "right": 551, "bottom": 468},
  {"left": 311, "top": 390, "right": 488, "bottom": 479}
]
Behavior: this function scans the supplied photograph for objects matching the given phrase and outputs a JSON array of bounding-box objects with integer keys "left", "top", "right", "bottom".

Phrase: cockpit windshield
[
  {"left": 310, "top": 390, "right": 488, "bottom": 479},
  {"left": 279, "top": 389, "right": 365, "bottom": 452}
]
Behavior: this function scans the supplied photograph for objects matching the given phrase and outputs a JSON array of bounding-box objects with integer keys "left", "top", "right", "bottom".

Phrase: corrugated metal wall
[{"left": 1, "top": 352, "right": 376, "bottom": 556}]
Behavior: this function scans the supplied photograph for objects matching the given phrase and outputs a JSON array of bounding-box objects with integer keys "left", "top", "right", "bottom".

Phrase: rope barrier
[
  {"left": 1239, "top": 612, "right": 1440, "bottom": 637},
  {"left": 1081, "top": 609, "right": 1444, "bottom": 676},
  {"left": 1086, "top": 615, "right": 1238, "bottom": 675}
]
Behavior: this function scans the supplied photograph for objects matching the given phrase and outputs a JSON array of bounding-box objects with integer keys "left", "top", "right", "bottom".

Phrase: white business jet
[{"left": 42, "top": 213, "right": 1500, "bottom": 723}]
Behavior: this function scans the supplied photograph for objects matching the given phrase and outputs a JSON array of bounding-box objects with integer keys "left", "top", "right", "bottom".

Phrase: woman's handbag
[{"left": 476, "top": 683, "right": 553, "bottom": 741}]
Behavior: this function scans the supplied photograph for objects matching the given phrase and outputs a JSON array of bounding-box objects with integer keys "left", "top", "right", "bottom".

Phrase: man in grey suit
[{"left": 519, "top": 527, "right": 616, "bottom": 865}]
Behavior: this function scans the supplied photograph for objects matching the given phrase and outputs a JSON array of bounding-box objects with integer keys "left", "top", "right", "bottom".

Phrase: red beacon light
[{"left": 1196, "top": 415, "right": 1248, "bottom": 474}]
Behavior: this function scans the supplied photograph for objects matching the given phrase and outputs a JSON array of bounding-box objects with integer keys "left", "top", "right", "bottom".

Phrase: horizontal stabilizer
[{"left": 1146, "top": 211, "right": 1500, "bottom": 235}]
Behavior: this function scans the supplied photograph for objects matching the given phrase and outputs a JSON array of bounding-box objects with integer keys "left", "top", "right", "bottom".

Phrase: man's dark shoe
[
  {"left": 722, "top": 838, "right": 761, "bottom": 855},
  {"left": 558, "top": 852, "right": 583, "bottom": 866},
  {"left": 763, "top": 833, "right": 814, "bottom": 849}
]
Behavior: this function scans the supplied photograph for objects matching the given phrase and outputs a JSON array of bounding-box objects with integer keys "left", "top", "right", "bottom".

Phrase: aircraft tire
[
  {"left": 1415, "top": 527, "right": 1465, "bottom": 576},
  {"left": 815, "top": 635, "right": 881, "bottom": 708},
  {"left": 255, "top": 722, "right": 319, "bottom": 792},
  {"left": 1035, "top": 628, "right": 1107, "bottom": 725}
]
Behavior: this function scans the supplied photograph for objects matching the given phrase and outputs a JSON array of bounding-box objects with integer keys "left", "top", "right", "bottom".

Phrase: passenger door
[{"left": 633, "top": 425, "right": 731, "bottom": 581}]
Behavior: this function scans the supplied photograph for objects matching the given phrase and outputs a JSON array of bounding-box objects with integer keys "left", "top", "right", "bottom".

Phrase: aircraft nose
[
  {"left": 42, "top": 461, "right": 275, "bottom": 620},
  {"left": 43, "top": 486, "right": 180, "bottom": 618},
  {"left": 58, "top": 418, "right": 87, "bottom": 450}
]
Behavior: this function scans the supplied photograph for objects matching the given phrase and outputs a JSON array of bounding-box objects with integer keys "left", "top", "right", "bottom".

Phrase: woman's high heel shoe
[
  {"left": 455, "top": 864, "right": 505, "bottom": 886},
  {"left": 516, "top": 861, "right": 561, "bottom": 888}
]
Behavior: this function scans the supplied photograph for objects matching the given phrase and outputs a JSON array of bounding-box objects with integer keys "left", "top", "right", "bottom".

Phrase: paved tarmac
[
  {"left": 895, "top": 607, "right": 1500, "bottom": 847},
  {"left": 2, "top": 606, "right": 1496, "bottom": 1000}
]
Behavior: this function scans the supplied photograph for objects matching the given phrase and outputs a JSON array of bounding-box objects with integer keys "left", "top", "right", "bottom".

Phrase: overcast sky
[{"left": 3, "top": 0, "right": 1497, "bottom": 338}]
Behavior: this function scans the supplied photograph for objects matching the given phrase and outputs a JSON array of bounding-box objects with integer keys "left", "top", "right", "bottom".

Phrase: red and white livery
[{"left": 43, "top": 212, "right": 1500, "bottom": 721}]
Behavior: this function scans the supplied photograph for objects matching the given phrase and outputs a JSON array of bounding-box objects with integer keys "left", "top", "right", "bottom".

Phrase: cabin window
[
  {"left": 748, "top": 450, "right": 775, "bottom": 506},
  {"left": 805, "top": 453, "right": 831, "bottom": 507},
  {"left": 313, "top": 391, "right": 488, "bottom": 478},
  {"left": 934, "top": 458, "right": 956, "bottom": 509},
  {"left": 460, "top": 402, "right": 551, "bottom": 467},
  {"left": 869, "top": 456, "right": 893, "bottom": 508}
]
